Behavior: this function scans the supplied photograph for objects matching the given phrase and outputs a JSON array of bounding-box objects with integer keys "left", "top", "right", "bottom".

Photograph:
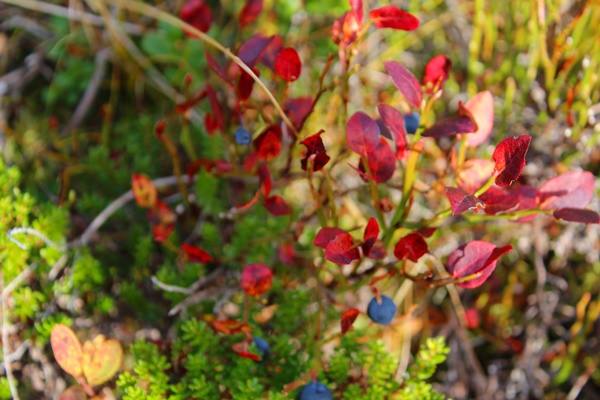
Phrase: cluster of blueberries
[
  {"left": 233, "top": 112, "right": 420, "bottom": 147},
  {"left": 252, "top": 294, "right": 397, "bottom": 399},
  {"left": 236, "top": 111, "right": 410, "bottom": 400}
]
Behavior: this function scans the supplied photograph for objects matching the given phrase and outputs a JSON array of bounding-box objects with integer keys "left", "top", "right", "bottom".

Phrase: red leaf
[
  {"left": 233, "top": 347, "right": 261, "bottom": 361},
  {"left": 155, "top": 119, "right": 167, "bottom": 139},
  {"left": 238, "top": 34, "right": 273, "bottom": 67},
  {"left": 394, "top": 233, "right": 428, "bottom": 262},
  {"left": 264, "top": 195, "right": 291, "bottom": 216},
  {"left": 538, "top": 170, "right": 595, "bottom": 210},
  {"left": 175, "top": 89, "right": 208, "bottom": 115},
  {"left": 377, "top": 104, "right": 407, "bottom": 159},
  {"left": 384, "top": 61, "right": 422, "bottom": 109},
  {"left": 361, "top": 217, "right": 379, "bottom": 256},
  {"left": 422, "top": 55, "right": 451, "bottom": 92},
  {"left": 241, "top": 263, "right": 273, "bottom": 296},
  {"left": 258, "top": 35, "right": 283, "bottom": 69},
  {"left": 211, "top": 320, "right": 251, "bottom": 335},
  {"left": 204, "top": 85, "right": 224, "bottom": 134},
  {"left": 512, "top": 184, "right": 539, "bottom": 222},
  {"left": 258, "top": 163, "right": 272, "bottom": 197},
  {"left": 417, "top": 227, "right": 436, "bottom": 238},
  {"left": 152, "top": 223, "right": 175, "bottom": 243},
  {"left": 131, "top": 173, "right": 157, "bottom": 208},
  {"left": 285, "top": 97, "right": 313, "bottom": 131},
  {"left": 366, "top": 137, "right": 396, "bottom": 183},
  {"left": 254, "top": 125, "right": 282, "bottom": 160},
  {"left": 214, "top": 160, "right": 233, "bottom": 174},
  {"left": 301, "top": 130, "right": 330, "bottom": 171},
  {"left": 350, "top": 0, "right": 363, "bottom": 22},
  {"left": 237, "top": 67, "right": 258, "bottom": 101},
  {"left": 274, "top": 47, "right": 302, "bottom": 82},
  {"left": 180, "top": 0, "right": 212, "bottom": 34},
  {"left": 370, "top": 6, "right": 419, "bottom": 31},
  {"left": 492, "top": 135, "right": 532, "bottom": 187},
  {"left": 553, "top": 208, "right": 600, "bottom": 224},
  {"left": 314, "top": 227, "right": 346, "bottom": 248},
  {"left": 445, "top": 186, "right": 480, "bottom": 215},
  {"left": 446, "top": 241, "right": 512, "bottom": 288},
  {"left": 278, "top": 243, "right": 296, "bottom": 265},
  {"left": 462, "top": 91, "right": 494, "bottom": 147},
  {"left": 422, "top": 102, "right": 478, "bottom": 138},
  {"left": 325, "top": 232, "right": 360, "bottom": 265},
  {"left": 332, "top": 12, "right": 360, "bottom": 46},
  {"left": 205, "top": 52, "right": 230, "bottom": 83},
  {"left": 464, "top": 308, "right": 481, "bottom": 329},
  {"left": 149, "top": 200, "right": 177, "bottom": 243},
  {"left": 180, "top": 243, "right": 213, "bottom": 263},
  {"left": 239, "top": 0, "right": 263, "bottom": 27},
  {"left": 346, "top": 112, "right": 380, "bottom": 157},
  {"left": 341, "top": 308, "right": 360, "bottom": 334},
  {"left": 232, "top": 344, "right": 261, "bottom": 362},
  {"left": 478, "top": 186, "right": 519, "bottom": 215},
  {"left": 148, "top": 200, "right": 176, "bottom": 226}
]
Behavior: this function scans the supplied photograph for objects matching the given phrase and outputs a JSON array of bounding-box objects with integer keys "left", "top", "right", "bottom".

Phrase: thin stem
[
  {"left": 474, "top": 173, "right": 496, "bottom": 197},
  {"left": 456, "top": 135, "right": 468, "bottom": 170},
  {"left": 0, "top": 0, "right": 143, "bottom": 34},
  {"left": 106, "top": 0, "right": 297, "bottom": 135},
  {"left": 1, "top": 275, "right": 20, "bottom": 400},
  {"left": 307, "top": 158, "right": 327, "bottom": 226}
]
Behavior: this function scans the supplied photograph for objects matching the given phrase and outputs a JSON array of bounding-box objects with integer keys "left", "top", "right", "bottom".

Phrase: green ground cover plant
[{"left": 0, "top": 0, "right": 599, "bottom": 399}]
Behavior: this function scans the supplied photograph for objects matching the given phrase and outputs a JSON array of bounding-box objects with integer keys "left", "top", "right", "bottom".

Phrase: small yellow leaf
[
  {"left": 82, "top": 335, "right": 123, "bottom": 386},
  {"left": 254, "top": 304, "right": 278, "bottom": 324},
  {"left": 51, "top": 324, "right": 83, "bottom": 377}
]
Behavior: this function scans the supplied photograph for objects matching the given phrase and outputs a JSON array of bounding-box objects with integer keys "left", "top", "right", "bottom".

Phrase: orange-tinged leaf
[
  {"left": 131, "top": 173, "right": 157, "bottom": 208},
  {"left": 254, "top": 304, "right": 278, "bottom": 324},
  {"left": 211, "top": 319, "right": 252, "bottom": 335},
  {"left": 341, "top": 308, "right": 360, "bottom": 334},
  {"left": 82, "top": 335, "right": 123, "bottom": 386},
  {"left": 51, "top": 324, "right": 83, "bottom": 377}
]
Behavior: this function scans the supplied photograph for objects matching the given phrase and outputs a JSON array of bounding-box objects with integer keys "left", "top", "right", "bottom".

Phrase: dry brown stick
[
  {"left": 566, "top": 362, "right": 595, "bottom": 400},
  {"left": 1, "top": 265, "right": 35, "bottom": 297},
  {"left": 167, "top": 268, "right": 228, "bottom": 316},
  {"left": 105, "top": 0, "right": 297, "bottom": 135},
  {"left": 74, "top": 175, "right": 190, "bottom": 246},
  {"left": 0, "top": 0, "right": 143, "bottom": 34},
  {"left": 1, "top": 275, "right": 20, "bottom": 400},
  {"left": 0, "top": 52, "right": 45, "bottom": 96},
  {"left": 87, "top": 0, "right": 204, "bottom": 128},
  {"left": 62, "top": 48, "right": 111, "bottom": 135},
  {"left": 432, "top": 260, "right": 488, "bottom": 397}
]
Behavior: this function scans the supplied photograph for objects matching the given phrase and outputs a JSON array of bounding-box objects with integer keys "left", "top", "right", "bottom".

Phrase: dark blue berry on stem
[
  {"left": 235, "top": 127, "right": 251, "bottom": 145},
  {"left": 367, "top": 295, "right": 397, "bottom": 325},
  {"left": 299, "top": 381, "right": 333, "bottom": 400},
  {"left": 253, "top": 337, "right": 270, "bottom": 357},
  {"left": 404, "top": 112, "right": 420, "bottom": 134}
]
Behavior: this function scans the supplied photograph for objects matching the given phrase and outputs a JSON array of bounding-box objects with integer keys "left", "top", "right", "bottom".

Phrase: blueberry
[
  {"left": 235, "top": 127, "right": 251, "bottom": 145},
  {"left": 299, "top": 381, "right": 333, "bottom": 400},
  {"left": 367, "top": 295, "right": 397, "bottom": 325},
  {"left": 253, "top": 336, "right": 270, "bottom": 357},
  {"left": 403, "top": 112, "right": 420, "bottom": 134}
]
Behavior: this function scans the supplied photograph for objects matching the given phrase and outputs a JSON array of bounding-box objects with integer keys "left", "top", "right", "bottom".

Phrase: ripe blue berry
[
  {"left": 235, "top": 127, "right": 251, "bottom": 145},
  {"left": 367, "top": 295, "right": 397, "bottom": 325},
  {"left": 404, "top": 112, "right": 420, "bottom": 134},
  {"left": 253, "top": 336, "right": 270, "bottom": 357},
  {"left": 299, "top": 381, "right": 333, "bottom": 400}
]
